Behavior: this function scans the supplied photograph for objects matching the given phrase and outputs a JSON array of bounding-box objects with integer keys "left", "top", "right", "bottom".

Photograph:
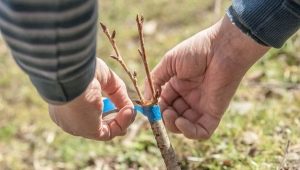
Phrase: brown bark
[
  {"left": 100, "top": 16, "right": 181, "bottom": 169},
  {"left": 150, "top": 120, "right": 181, "bottom": 170}
]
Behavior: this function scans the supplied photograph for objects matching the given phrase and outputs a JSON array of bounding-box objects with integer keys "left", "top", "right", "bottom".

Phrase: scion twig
[
  {"left": 100, "top": 22, "right": 144, "bottom": 103},
  {"left": 100, "top": 17, "right": 180, "bottom": 170},
  {"left": 136, "top": 14, "right": 157, "bottom": 103},
  {"left": 136, "top": 14, "right": 180, "bottom": 170}
]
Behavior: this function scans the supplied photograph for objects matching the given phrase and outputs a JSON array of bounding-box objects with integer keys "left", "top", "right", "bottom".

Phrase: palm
[
  {"left": 148, "top": 16, "right": 268, "bottom": 140},
  {"left": 49, "top": 59, "right": 135, "bottom": 141},
  {"left": 153, "top": 32, "right": 245, "bottom": 139}
]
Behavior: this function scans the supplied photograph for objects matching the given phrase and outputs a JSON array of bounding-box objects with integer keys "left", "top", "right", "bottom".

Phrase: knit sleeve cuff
[
  {"left": 29, "top": 57, "right": 96, "bottom": 104},
  {"left": 227, "top": 0, "right": 300, "bottom": 48}
]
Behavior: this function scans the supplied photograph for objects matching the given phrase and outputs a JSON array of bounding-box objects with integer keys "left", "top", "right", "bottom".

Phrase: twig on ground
[{"left": 279, "top": 140, "right": 290, "bottom": 170}]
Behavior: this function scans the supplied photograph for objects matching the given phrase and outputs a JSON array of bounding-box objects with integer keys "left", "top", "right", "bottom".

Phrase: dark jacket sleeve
[
  {"left": 0, "top": 0, "right": 98, "bottom": 103},
  {"left": 227, "top": 0, "right": 300, "bottom": 48}
]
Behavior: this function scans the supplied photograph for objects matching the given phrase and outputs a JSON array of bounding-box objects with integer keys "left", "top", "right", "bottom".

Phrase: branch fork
[{"left": 100, "top": 14, "right": 180, "bottom": 170}]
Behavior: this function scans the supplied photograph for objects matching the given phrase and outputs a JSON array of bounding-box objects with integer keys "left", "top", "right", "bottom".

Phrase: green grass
[{"left": 1, "top": 1, "right": 300, "bottom": 169}]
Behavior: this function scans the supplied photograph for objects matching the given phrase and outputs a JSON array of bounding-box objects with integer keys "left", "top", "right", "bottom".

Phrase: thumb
[
  {"left": 96, "top": 59, "right": 132, "bottom": 108},
  {"left": 95, "top": 59, "right": 135, "bottom": 140}
]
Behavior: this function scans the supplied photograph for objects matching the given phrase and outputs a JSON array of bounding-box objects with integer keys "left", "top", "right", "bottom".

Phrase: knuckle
[
  {"left": 61, "top": 127, "right": 80, "bottom": 137},
  {"left": 165, "top": 125, "right": 175, "bottom": 133},
  {"left": 201, "top": 133, "right": 212, "bottom": 140},
  {"left": 184, "top": 132, "right": 196, "bottom": 140},
  {"left": 97, "top": 132, "right": 113, "bottom": 141},
  {"left": 99, "top": 136, "right": 113, "bottom": 141},
  {"left": 184, "top": 131, "right": 212, "bottom": 140},
  {"left": 164, "top": 50, "right": 175, "bottom": 59},
  {"left": 169, "top": 128, "right": 180, "bottom": 134},
  {"left": 119, "top": 130, "right": 127, "bottom": 136},
  {"left": 119, "top": 80, "right": 126, "bottom": 88},
  {"left": 201, "top": 129, "right": 214, "bottom": 140}
]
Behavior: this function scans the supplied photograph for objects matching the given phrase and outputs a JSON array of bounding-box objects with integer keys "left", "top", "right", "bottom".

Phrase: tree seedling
[{"left": 100, "top": 14, "right": 181, "bottom": 170}]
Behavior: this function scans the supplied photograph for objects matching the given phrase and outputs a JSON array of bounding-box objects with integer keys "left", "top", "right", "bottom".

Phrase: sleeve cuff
[
  {"left": 227, "top": 0, "right": 300, "bottom": 48},
  {"left": 29, "top": 57, "right": 96, "bottom": 104}
]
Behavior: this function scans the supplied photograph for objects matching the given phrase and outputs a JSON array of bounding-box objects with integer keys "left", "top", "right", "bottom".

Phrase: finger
[
  {"left": 163, "top": 108, "right": 181, "bottom": 133},
  {"left": 175, "top": 113, "right": 220, "bottom": 140},
  {"left": 102, "top": 70, "right": 136, "bottom": 132},
  {"left": 96, "top": 59, "right": 135, "bottom": 123},
  {"left": 172, "top": 98, "right": 189, "bottom": 114},
  {"left": 96, "top": 59, "right": 132, "bottom": 108},
  {"left": 160, "top": 81, "right": 180, "bottom": 107},
  {"left": 98, "top": 106, "right": 135, "bottom": 140},
  {"left": 109, "top": 106, "right": 135, "bottom": 138},
  {"left": 196, "top": 113, "right": 221, "bottom": 137},
  {"left": 98, "top": 121, "right": 111, "bottom": 141},
  {"left": 158, "top": 97, "right": 168, "bottom": 112},
  {"left": 182, "top": 109, "right": 200, "bottom": 123},
  {"left": 95, "top": 59, "right": 136, "bottom": 139},
  {"left": 145, "top": 52, "right": 176, "bottom": 99},
  {"left": 101, "top": 69, "right": 132, "bottom": 108},
  {"left": 175, "top": 117, "right": 209, "bottom": 140}
]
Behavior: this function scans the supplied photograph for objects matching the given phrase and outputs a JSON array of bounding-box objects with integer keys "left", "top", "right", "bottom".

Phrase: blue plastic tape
[
  {"left": 102, "top": 98, "right": 162, "bottom": 123},
  {"left": 134, "top": 105, "right": 162, "bottom": 123},
  {"left": 102, "top": 98, "right": 117, "bottom": 117}
]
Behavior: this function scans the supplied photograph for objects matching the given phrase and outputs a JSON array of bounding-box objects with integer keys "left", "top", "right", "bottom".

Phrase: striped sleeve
[{"left": 0, "top": 0, "right": 98, "bottom": 103}]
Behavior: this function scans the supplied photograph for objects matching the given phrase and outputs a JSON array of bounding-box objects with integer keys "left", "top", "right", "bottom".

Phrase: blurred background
[{"left": 1, "top": 0, "right": 300, "bottom": 169}]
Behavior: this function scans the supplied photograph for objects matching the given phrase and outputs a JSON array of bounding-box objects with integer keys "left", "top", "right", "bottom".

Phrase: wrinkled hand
[
  {"left": 146, "top": 16, "right": 269, "bottom": 140},
  {"left": 48, "top": 58, "right": 135, "bottom": 141}
]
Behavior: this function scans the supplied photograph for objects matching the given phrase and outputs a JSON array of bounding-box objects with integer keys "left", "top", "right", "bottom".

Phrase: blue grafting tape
[
  {"left": 143, "top": 105, "right": 162, "bottom": 123},
  {"left": 102, "top": 97, "right": 117, "bottom": 116},
  {"left": 134, "top": 104, "right": 162, "bottom": 123},
  {"left": 134, "top": 105, "right": 143, "bottom": 114},
  {"left": 102, "top": 98, "right": 162, "bottom": 123}
]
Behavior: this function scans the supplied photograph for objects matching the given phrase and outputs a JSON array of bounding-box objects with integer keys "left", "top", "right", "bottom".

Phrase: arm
[
  {"left": 0, "top": 0, "right": 135, "bottom": 140},
  {"left": 145, "top": 0, "right": 299, "bottom": 139},
  {"left": 0, "top": 0, "right": 97, "bottom": 103},
  {"left": 228, "top": 0, "right": 300, "bottom": 48}
]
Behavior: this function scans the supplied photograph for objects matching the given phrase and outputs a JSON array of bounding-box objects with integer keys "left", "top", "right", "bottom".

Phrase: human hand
[
  {"left": 48, "top": 58, "right": 135, "bottom": 141},
  {"left": 145, "top": 16, "right": 269, "bottom": 140}
]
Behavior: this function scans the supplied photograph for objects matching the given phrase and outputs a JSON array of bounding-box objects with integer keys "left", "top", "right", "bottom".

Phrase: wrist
[{"left": 209, "top": 16, "right": 269, "bottom": 69}]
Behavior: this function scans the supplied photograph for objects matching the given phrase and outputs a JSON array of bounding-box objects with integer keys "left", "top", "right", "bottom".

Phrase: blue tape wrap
[
  {"left": 102, "top": 98, "right": 117, "bottom": 115},
  {"left": 134, "top": 105, "right": 162, "bottom": 123},
  {"left": 102, "top": 98, "right": 162, "bottom": 123}
]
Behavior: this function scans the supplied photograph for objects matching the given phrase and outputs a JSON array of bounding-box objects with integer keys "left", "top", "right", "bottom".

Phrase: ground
[{"left": 0, "top": 1, "right": 300, "bottom": 169}]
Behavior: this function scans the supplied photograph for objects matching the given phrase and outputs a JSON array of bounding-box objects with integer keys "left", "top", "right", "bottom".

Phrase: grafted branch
[
  {"left": 136, "top": 14, "right": 157, "bottom": 103},
  {"left": 100, "top": 23, "right": 144, "bottom": 103},
  {"left": 100, "top": 16, "right": 180, "bottom": 170}
]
